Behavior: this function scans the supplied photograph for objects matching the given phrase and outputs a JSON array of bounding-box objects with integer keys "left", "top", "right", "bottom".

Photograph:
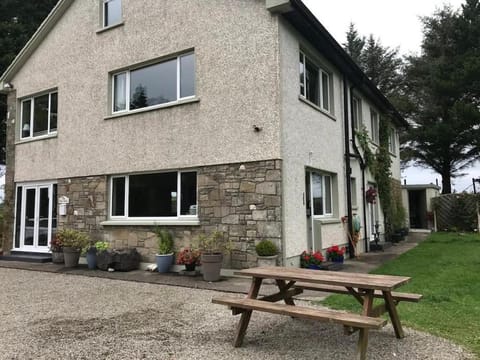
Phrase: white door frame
[{"left": 14, "top": 182, "right": 57, "bottom": 253}]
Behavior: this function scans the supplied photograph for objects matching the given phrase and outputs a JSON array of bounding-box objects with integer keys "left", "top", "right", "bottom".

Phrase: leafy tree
[
  {"left": 0, "top": 0, "right": 58, "bottom": 164},
  {"left": 402, "top": 2, "right": 480, "bottom": 194}
]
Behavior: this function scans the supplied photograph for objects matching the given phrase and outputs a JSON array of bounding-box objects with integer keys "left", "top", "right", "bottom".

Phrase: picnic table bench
[{"left": 212, "top": 266, "right": 422, "bottom": 360}]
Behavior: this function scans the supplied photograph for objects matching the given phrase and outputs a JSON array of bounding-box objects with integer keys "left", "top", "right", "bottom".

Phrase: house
[{"left": 0, "top": 0, "right": 406, "bottom": 269}]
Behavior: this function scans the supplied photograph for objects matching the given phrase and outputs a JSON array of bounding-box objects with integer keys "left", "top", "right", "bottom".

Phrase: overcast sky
[{"left": 302, "top": 0, "right": 479, "bottom": 193}]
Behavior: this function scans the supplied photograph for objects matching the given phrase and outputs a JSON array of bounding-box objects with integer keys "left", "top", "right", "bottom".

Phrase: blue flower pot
[{"left": 307, "top": 264, "right": 322, "bottom": 270}]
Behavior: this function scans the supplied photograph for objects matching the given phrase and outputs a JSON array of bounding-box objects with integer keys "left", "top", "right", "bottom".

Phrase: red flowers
[
  {"left": 176, "top": 247, "right": 200, "bottom": 265},
  {"left": 326, "top": 245, "right": 346, "bottom": 261},
  {"left": 300, "top": 250, "right": 324, "bottom": 268},
  {"left": 366, "top": 187, "right": 377, "bottom": 204}
]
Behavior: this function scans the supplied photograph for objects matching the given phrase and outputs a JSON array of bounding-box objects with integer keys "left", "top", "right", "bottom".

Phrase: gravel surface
[{"left": 0, "top": 268, "right": 474, "bottom": 360}]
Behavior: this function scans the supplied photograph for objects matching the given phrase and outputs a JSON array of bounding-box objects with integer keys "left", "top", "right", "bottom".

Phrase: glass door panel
[
  {"left": 38, "top": 187, "right": 49, "bottom": 247},
  {"left": 24, "top": 188, "right": 36, "bottom": 246}
]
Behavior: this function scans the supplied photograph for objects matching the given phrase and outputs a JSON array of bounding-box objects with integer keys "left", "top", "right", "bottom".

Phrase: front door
[{"left": 15, "top": 183, "right": 57, "bottom": 252}]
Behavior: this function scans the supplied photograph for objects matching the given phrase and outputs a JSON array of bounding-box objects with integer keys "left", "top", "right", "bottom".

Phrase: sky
[{"left": 302, "top": 0, "right": 480, "bottom": 193}]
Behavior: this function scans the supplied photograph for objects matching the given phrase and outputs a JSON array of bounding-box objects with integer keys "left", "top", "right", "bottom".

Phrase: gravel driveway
[{"left": 0, "top": 268, "right": 474, "bottom": 360}]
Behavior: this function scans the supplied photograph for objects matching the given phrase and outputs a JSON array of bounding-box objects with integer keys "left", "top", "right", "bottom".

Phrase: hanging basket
[{"left": 366, "top": 187, "right": 377, "bottom": 204}]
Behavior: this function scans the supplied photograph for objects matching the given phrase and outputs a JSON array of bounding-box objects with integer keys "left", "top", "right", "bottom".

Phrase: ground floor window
[
  {"left": 110, "top": 171, "right": 197, "bottom": 219},
  {"left": 306, "top": 170, "right": 334, "bottom": 217}
]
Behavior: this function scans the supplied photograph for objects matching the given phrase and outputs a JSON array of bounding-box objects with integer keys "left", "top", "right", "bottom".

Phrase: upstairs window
[
  {"left": 352, "top": 96, "right": 362, "bottom": 131},
  {"left": 112, "top": 52, "right": 195, "bottom": 113},
  {"left": 21, "top": 91, "right": 58, "bottom": 139},
  {"left": 389, "top": 130, "right": 397, "bottom": 154},
  {"left": 110, "top": 171, "right": 197, "bottom": 219},
  {"left": 299, "top": 51, "right": 331, "bottom": 113},
  {"left": 103, "top": 0, "right": 122, "bottom": 27},
  {"left": 370, "top": 108, "right": 379, "bottom": 144}
]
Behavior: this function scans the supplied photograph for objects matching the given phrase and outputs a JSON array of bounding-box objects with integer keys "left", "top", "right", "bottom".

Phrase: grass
[{"left": 320, "top": 232, "right": 480, "bottom": 357}]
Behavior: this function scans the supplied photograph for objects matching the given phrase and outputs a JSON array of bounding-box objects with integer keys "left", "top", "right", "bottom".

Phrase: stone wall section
[{"left": 197, "top": 160, "right": 283, "bottom": 268}]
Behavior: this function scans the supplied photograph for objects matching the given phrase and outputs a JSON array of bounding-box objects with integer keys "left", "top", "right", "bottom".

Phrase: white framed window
[
  {"left": 309, "top": 171, "right": 333, "bottom": 217},
  {"left": 103, "top": 0, "right": 122, "bottom": 27},
  {"left": 112, "top": 52, "right": 195, "bottom": 114},
  {"left": 299, "top": 51, "right": 331, "bottom": 113},
  {"left": 352, "top": 96, "right": 362, "bottom": 131},
  {"left": 350, "top": 177, "right": 357, "bottom": 208},
  {"left": 389, "top": 130, "right": 397, "bottom": 154},
  {"left": 110, "top": 171, "right": 197, "bottom": 219},
  {"left": 20, "top": 91, "right": 58, "bottom": 139},
  {"left": 370, "top": 108, "right": 379, "bottom": 143}
]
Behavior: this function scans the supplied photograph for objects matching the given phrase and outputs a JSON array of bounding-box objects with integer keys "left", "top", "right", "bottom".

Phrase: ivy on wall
[{"left": 356, "top": 117, "right": 406, "bottom": 236}]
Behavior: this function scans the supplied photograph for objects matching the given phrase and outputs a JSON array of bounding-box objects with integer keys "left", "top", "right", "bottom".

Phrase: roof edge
[{"left": 0, "top": 0, "right": 75, "bottom": 91}]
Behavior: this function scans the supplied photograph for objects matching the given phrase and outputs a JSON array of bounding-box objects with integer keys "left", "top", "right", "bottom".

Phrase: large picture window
[
  {"left": 103, "top": 0, "right": 122, "bottom": 27},
  {"left": 110, "top": 171, "right": 197, "bottom": 219},
  {"left": 21, "top": 91, "right": 58, "bottom": 139},
  {"left": 299, "top": 51, "right": 331, "bottom": 113},
  {"left": 112, "top": 53, "right": 195, "bottom": 114}
]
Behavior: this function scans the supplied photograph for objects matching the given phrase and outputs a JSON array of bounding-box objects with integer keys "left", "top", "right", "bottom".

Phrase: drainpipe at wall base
[
  {"left": 349, "top": 86, "right": 369, "bottom": 253},
  {"left": 343, "top": 75, "right": 354, "bottom": 259}
]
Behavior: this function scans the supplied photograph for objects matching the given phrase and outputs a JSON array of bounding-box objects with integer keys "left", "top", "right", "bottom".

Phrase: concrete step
[{"left": 0, "top": 251, "right": 52, "bottom": 263}]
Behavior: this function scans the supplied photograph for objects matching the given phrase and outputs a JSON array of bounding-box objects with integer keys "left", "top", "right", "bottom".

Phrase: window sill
[
  {"left": 314, "top": 218, "right": 342, "bottom": 225},
  {"left": 104, "top": 97, "right": 200, "bottom": 120},
  {"left": 96, "top": 21, "right": 125, "bottom": 34},
  {"left": 101, "top": 219, "right": 200, "bottom": 226},
  {"left": 298, "top": 95, "right": 336, "bottom": 121},
  {"left": 15, "top": 133, "right": 57, "bottom": 145}
]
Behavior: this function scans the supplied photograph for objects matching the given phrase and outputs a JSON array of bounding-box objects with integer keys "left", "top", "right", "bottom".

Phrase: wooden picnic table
[{"left": 212, "top": 266, "right": 422, "bottom": 360}]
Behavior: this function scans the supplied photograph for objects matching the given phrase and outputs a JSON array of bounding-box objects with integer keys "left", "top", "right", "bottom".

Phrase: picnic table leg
[
  {"left": 234, "top": 277, "right": 262, "bottom": 347},
  {"left": 275, "top": 279, "right": 296, "bottom": 305},
  {"left": 355, "top": 289, "right": 374, "bottom": 360},
  {"left": 383, "top": 290, "right": 405, "bottom": 339}
]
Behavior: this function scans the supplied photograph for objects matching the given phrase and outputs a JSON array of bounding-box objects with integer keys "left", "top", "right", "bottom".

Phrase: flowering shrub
[
  {"left": 366, "top": 187, "right": 377, "bottom": 204},
  {"left": 300, "top": 250, "right": 324, "bottom": 268},
  {"left": 326, "top": 245, "right": 346, "bottom": 261},
  {"left": 176, "top": 247, "right": 200, "bottom": 265},
  {"left": 49, "top": 236, "right": 63, "bottom": 252}
]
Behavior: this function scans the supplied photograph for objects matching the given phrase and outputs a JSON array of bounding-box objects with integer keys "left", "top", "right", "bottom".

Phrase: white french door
[{"left": 14, "top": 183, "right": 57, "bottom": 252}]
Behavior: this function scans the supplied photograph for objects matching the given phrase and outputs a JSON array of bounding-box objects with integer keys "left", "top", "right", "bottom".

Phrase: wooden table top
[{"left": 235, "top": 267, "right": 410, "bottom": 291}]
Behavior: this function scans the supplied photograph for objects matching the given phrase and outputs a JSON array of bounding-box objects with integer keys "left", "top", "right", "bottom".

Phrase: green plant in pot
[
  {"left": 255, "top": 240, "right": 278, "bottom": 267},
  {"left": 84, "top": 241, "right": 110, "bottom": 270},
  {"left": 57, "top": 228, "right": 90, "bottom": 268},
  {"left": 196, "top": 231, "right": 232, "bottom": 282},
  {"left": 155, "top": 228, "right": 174, "bottom": 273}
]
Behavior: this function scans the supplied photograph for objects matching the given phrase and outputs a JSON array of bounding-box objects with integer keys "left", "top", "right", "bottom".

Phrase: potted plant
[
  {"left": 57, "top": 228, "right": 90, "bottom": 268},
  {"left": 155, "top": 228, "right": 174, "bottom": 273},
  {"left": 300, "top": 250, "right": 324, "bottom": 270},
  {"left": 49, "top": 235, "right": 64, "bottom": 264},
  {"left": 326, "top": 245, "right": 346, "bottom": 263},
  {"left": 255, "top": 240, "right": 278, "bottom": 267},
  {"left": 176, "top": 247, "right": 200, "bottom": 272},
  {"left": 85, "top": 241, "right": 109, "bottom": 270},
  {"left": 196, "top": 231, "right": 232, "bottom": 282}
]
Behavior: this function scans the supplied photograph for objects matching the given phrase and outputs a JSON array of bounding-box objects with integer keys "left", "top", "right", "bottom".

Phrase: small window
[
  {"left": 21, "top": 91, "right": 58, "bottom": 139},
  {"left": 110, "top": 171, "right": 197, "bottom": 219},
  {"left": 389, "top": 130, "right": 396, "bottom": 154},
  {"left": 370, "top": 109, "right": 379, "bottom": 143},
  {"left": 350, "top": 178, "right": 357, "bottom": 208},
  {"left": 112, "top": 53, "right": 195, "bottom": 114},
  {"left": 103, "top": 0, "right": 122, "bottom": 27},
  {"left": 352, "top": 96, "right": 362, "bottom": 131},
  {"left": 299, "top": 51, "right": 331, "bottom": 113},
  {"left": 310, "top": 172, "right": 333, "bottom": 216}
]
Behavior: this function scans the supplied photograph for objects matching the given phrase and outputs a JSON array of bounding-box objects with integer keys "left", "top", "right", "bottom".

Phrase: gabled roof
[
  {"left": 0, "top": 0, "right": 74, "bottom": 93},
  {"left": 269, "top": 0, "right": 407, "bottom": 128}
]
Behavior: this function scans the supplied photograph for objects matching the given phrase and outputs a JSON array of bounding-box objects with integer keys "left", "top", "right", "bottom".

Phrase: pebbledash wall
[{"left": 57, "top": 160, "right": 282, "bottom": 268}]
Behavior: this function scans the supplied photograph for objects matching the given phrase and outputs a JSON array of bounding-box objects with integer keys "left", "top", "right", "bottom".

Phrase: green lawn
[{"left": 320, "top": 232, "right": 480, "bottom": 357}]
